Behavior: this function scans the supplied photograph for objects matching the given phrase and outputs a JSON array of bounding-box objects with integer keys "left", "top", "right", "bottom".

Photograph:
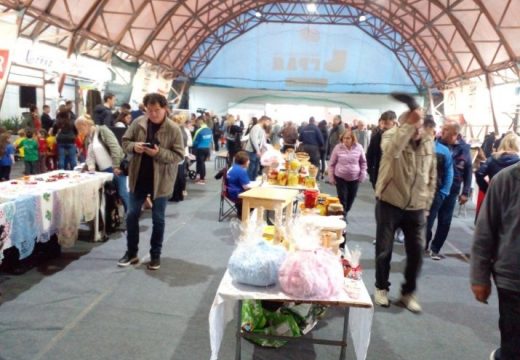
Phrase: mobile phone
[{"left": 142, "top": 142, "right": 154, "bottom": 148}]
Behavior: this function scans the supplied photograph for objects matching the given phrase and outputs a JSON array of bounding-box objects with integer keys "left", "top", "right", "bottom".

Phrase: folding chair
[{"left": 218, "top": 167, "right": 239, "bottom": 222}]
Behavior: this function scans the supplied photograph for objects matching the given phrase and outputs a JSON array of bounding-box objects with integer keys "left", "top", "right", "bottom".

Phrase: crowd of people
[{"left": 1, "top": 97, "right": 519, "bottom": 359}]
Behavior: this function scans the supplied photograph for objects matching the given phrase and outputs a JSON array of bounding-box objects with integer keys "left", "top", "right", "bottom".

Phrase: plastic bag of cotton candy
[
  {"left": 278, "top": 217, "right": 344, "bottom": 299},
  {"left": 227, "top": 219, "right": 287, "bottom": 287}
]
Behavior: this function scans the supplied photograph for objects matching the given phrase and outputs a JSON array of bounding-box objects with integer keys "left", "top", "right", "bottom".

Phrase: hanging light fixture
[
  {"left": 306, "top": 3, "right": 317, "bottom": 13},
  {"left": 255, "top": 11, "right": 262, "bottom": 18},
  {"left": 359, "top": 15, "right": 367, "bottom": 22}
]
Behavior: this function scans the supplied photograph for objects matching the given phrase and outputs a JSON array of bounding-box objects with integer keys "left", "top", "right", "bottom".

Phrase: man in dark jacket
[
  {"left": 471, "top": 163, "right": 520, "bottom": 360},
  {"left": 298, "top": 117, "right": 324, "bottom": 169},
  {"left": 327, "top": 115, "right": 345, "bottom": 158},
  {"left": 94, "top": 93, "right": 116, "bottom": 127},
  {"left": 366, "top": 110, "right": 396, "bottom": 189},
  {"left": 41, "top": 105, "right": 54, "bottom": 132},
  {"left": 428, "top": 120, "right": 472, "bottom": 259}
]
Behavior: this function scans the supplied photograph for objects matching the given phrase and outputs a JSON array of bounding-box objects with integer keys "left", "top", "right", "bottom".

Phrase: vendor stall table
[
  {"left": 238, "top": 187, "right": 299, "bottom": 224},
  {"left": 209, "top": 271, "right": 373, "bottom": 360},
  {"left": 0, "top": 171, "right": 113, "bottom": 262}
]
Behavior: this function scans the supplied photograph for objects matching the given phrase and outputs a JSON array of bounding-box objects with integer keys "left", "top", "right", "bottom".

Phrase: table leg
[
  {"left": 257, "top": 206, "right": 264, "bottom": 225},
  {"left": 241, "top": 200, "right": 250, "bottom": 223},
  {"left": 285, "top": 202, "right": 292, "bottom": 222},
  {"left": 235, "top": 300, "right": 243, "bottom": 360},
  {"left": 339, "top": 307, "right": 350, "bottom": 360}
]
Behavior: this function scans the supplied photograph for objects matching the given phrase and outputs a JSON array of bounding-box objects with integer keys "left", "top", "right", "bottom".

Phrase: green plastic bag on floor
[{"left": 240, "top": 300, "right": 328, "bottom": 348}]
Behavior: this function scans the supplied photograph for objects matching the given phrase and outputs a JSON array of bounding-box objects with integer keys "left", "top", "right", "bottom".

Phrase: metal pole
[
  {"left": 339, "top": 307, "right": 350, "bottom": 360},
  {"left": 235, "top": 300, "right": 242, "bottom": 360}
]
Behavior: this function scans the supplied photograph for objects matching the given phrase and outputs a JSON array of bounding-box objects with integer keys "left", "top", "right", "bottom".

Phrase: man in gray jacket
[
  {"left": 119, "top": 93, "right": 185, "bottom": 270},
  {"left": 471, "top": 163, "right": 520, "bottom": 360}
]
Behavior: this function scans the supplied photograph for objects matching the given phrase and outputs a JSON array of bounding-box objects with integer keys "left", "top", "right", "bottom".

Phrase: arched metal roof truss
[{"left": 1, "top": 0, "right": 519, "bottom": 89}]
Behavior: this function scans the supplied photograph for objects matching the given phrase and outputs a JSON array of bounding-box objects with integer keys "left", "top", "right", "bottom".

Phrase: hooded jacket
[
  {"left": 475, "top": 153, "right": 520, "bottom": 193},
  {"left": 122, "top": 115, "right": 185, "bottom": 199},
  {"left": 471, "top": 163, "right": 520, "bottom": 292},
  {"left": 375, "top": 124, "right": 437, "bottom": 211},
  {"left": 94, "top": 104, "right": 114, "bottom": 127}
]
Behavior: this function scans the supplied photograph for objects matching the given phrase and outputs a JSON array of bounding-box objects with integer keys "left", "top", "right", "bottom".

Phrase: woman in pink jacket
[{"left": 328, "top": 130, "right": 367, "bottom": 222}]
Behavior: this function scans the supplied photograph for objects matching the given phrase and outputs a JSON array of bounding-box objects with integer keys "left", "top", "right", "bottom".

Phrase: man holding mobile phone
[{"left": 119, "top": 93, "right": 184, "bottom": 270}]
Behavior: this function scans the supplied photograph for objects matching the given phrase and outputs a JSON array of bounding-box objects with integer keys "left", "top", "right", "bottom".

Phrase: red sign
[{"left": 0, "top": 49, "right": 9, "bottom": 80}]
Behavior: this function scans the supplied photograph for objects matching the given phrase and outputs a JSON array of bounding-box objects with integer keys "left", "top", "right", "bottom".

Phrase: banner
[
  {"left": 105, "top": 54, "right": 139, "bottom": 106},
  {"left": 0, "top": 13, "right": 19, "bottom": 109}
]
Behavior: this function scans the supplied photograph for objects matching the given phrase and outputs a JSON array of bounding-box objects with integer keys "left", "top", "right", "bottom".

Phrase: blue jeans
[
  {"left": 247, "top": 151, "right": 260, "bottom": 181},
  {"left": 102, "top": 167, "right": 129, "bottom": 212},
  {"left": 126, "top": 190, "right": 168, "bottom": 259},
  {"left": 425, "top": 191, "right": 446, "bottom": 250},
  {"left": 57, "top": 143, "right": 77, "bottom": 170},
  {"left": 430, "top": 192, "right": 458, "bottom": 253}
]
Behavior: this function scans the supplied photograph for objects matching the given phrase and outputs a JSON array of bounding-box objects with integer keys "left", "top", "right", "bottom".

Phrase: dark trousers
[
  {"left": 0, "top": 165, "right": 11, "bottom": 181},
  {"left": 429, "top": 191, "right": 458, "bottom": 253},
  {"left": 247, "top": 151, "right": 260, "bottom": 181},
  {"left": 196, "top": 148, "right": 210, "bottom": 180},
  {"left": 334, "top": 176, "right": 359, "bottom": 219},
  {"left": 425, "top": 191, "right": 446, "bottom": 251},
  {"left": 498, "top": 287, "right": 520, "bottom": 359},
  {"left": 214, "top": 135, "right": 220, "bottom": 151},
  {"left": 126, "top": 190, "right": 167, "bottom": 259},
  {"left": 303, "top": 144, "right": 320, "bottom": 169},
  {"left": 375, "top": 200, "right": 425, "bottom": 294},
  {"left": 171, "top": 161, "right": 186, "bottom": 201},
  {"left": 24, "top": 160, "right": 38, "bottom": 175}
]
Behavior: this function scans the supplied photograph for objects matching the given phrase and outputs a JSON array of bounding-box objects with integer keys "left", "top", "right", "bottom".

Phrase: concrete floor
[{"left": 0, "top": 160, "right": 499, "bottom": 360}]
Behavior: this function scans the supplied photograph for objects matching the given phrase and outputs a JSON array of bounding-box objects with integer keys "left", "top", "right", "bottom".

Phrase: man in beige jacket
[
  {"left": 374, "top": 110, "right": 436, "bottom": 313},
  {"left": 118, "top": 93, "right": 185, "bottom": 270}
]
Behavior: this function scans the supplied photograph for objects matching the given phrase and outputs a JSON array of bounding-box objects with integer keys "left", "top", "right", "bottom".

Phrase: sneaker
[
  {"left": 489, "top": 348, "right": 501, "bottom": 360},
  {"left": 399, "top": 293, "right": 422, "bottom": 313},
  {"left": 430, "top": 251, "right": 442, "bottom": 261},
  {"left": 147, "top": 258, "right": 160, "bottom": 270},
  {"left": 394, "top": 230, "right": 405, "bottom": 243},
  {"left": 195, "top": 180, "right": 206, "bottom": 185},
  {"left": 182, "top": 190, "right": 188, "bottom": 197},
  {"left": 117, "top": 252, "right": 139, "bottom": 267},
  {"left": 374, "top": 288, "right": 390, "bottom": 307},
  {"left": 373, "top": 239, "right": 376, "bottom": 245}
]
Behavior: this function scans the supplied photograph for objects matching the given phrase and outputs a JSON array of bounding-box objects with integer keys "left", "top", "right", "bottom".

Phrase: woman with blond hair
[
  {"left": 75, "top": 115, "right": 129, "bottom": 211},
  {"left": 476, "top": 132, "right": 520, "bottom": 194}
]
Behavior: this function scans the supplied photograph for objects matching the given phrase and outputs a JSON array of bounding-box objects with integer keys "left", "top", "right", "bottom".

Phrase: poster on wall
[
  {"left": 105, "top": 54, "right": 139, "bottom": 106},
  {"left": 0, "top": 13, "right": 19, "bottom": 109}
]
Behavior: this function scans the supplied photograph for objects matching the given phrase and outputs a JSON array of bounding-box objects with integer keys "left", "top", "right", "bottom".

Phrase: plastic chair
[{"left": 218, "top": 167, "right": 238, "bottom": 222}]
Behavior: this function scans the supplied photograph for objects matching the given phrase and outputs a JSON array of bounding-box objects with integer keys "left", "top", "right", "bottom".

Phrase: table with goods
[
  {"left": 209, "top": 174, "right": 374, "bottom": 360},
  {"left": 0, "top": 170, "right": 113, "bottom": 265}
]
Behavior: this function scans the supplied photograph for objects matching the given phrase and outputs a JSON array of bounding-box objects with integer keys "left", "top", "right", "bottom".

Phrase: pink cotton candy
[{"left": 278, "top": 248, "right": 344, "bottom": 299}]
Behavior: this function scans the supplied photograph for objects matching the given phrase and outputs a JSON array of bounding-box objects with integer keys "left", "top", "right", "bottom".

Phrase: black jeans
[
  {"left": 171, "top": 160, "right": 186, "bottom": 201},
  {"left": 497, "top": 287, "right": 520, "bottom": 359},
  {"left": 319, "top": 149, "right": 326, "bottom": 177},
  {"left": 334, "top": 176, "right": 359, "bottom": 219},
  {"left": 375, "top": 200, "right": 425, "bottom": 294},
  {"left": 196, "top": 148, "right": 210, "bottom": 180},
  {"left": 0, "top": 165, "right": 11, "bottom": 181}
]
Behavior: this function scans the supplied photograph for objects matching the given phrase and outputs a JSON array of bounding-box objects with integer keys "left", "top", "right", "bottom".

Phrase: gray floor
[{"left": 0, "top": 160, "right": 499, "bottom": 360}]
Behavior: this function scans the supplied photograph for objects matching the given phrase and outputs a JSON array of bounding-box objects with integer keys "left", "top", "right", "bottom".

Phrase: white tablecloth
[
  {"left": 209, "top": 271, "right": 374, "bottom": 360},
  {"left": 0, "top": 171, "right": 113, "bottom": 255}
]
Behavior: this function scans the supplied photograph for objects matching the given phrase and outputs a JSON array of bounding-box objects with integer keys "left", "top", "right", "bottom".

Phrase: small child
[
  {"left": 17, "top": 129, "right": 39, "bottom": 175},
  {"left": 0, "top": 133, "right": 15, "bottom": 181},
  {"left": 13, "top": 129, "right": 26, "bottom": 161},
  {"left": 46, "top": 128, "right": 58, "bottom": 171},
  {"left": 37, "top": 129, "right": 48, "bottom": 173}
]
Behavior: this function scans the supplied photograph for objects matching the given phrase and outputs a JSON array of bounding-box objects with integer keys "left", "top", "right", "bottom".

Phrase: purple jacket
[{"left": 329, "top": 143, "right": 367, "bottom": 183}]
